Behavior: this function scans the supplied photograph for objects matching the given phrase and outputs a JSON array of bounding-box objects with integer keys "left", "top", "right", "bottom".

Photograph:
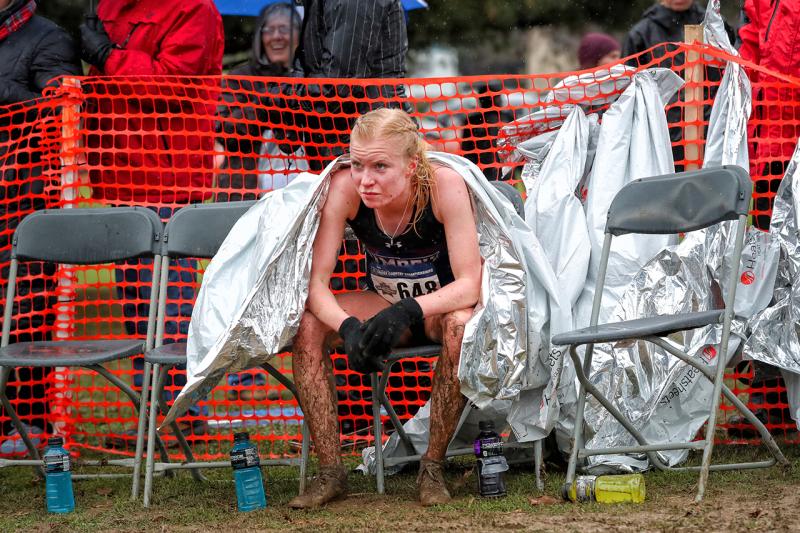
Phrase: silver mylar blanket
[
  {"left": 579, "top": 2, "right": 778, "bottom": 472},
  {"left": 743, "top": 141, "right": 800, "bottom": 429},
  {"left": 163, "top": 152, "right": 567, "bottom": 435}
]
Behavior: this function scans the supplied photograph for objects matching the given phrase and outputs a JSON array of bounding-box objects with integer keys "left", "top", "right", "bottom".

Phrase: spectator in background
[
  {"left": 80, "top": 0, "right": 224, "bottom": 448},
  {"left": 622, "top": 0, "right": 708, "bottom": 65},
  {"left": 0, "top": 0, "right": 81, "bottom": 453},
  {"left": 216, "top": 2, "right": 307, "bottom": 204},
  {"left": 622, "top": 0, "right": 733, "bottom": 170},
  {"left": 216, "top": 2, "right": 307, "bottom": 401},
  {"left": 578, "top": 32, "right": 622, "bottom": 70},
  {"left": 289, "top": 0, "right": 410, "bottom": 170}
]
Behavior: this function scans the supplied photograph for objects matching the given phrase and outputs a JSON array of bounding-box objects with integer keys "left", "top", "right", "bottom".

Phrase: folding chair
[
  {"left": 370, "top": 181, "right": 544, "bottom": 494},
  {"left": 0, "top": 207, "right": 167, "bottom": 478},
  {"left": 551, "top": 165, "right": 789, "bottom": 502},
  {"left": 135, "top": 201, "right": 311, "bottom": 507}
]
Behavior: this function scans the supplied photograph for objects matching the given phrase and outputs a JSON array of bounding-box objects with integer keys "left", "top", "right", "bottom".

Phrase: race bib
[{"left": 369, "top": 261, "right": 441, "bottom": 303}]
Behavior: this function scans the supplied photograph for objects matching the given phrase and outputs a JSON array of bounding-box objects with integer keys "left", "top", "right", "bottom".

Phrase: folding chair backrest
[
  {"left": 490, "top": 181, "right": 525, "bottom": 220},
  {"left": 605, "top": 165, "right": 752, "bottom": 236},
  {"left": 12, "top": 207, "right": 163, "bottom": 264},
  {"left": 163, "top": 201, "right": 257, "bottom": 259}
]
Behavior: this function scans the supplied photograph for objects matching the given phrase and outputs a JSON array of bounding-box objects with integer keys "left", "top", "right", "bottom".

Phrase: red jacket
[
  {"left": 87, "top": 0, "right": 224, "bottom": 204},
  {"left": 739, "top": 0, "right": 800, "bottom": 163}
]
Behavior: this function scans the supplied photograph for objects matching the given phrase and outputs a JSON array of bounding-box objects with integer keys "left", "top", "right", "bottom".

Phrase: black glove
[
  {"left": 339, "top": 316, "right": 383, "bottom": 374},
  {"left": 360, "top": 298, "right": 424, "bottom": 359},
  {"left": 80, "top": 16, "right": 116, "bottom": 69}
]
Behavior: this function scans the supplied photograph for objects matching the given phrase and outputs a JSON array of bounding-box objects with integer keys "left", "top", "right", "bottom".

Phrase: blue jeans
[{"left": 115, "top": 206, "right": 201, "bottom": 417}]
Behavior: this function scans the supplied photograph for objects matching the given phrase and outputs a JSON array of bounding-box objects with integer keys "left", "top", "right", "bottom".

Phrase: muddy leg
[
  {"left": 424, "top": 309, "right": 470, "bottom": 462},
  {"left": 293, "top": 311, "right": 342, "bottom": 467}
]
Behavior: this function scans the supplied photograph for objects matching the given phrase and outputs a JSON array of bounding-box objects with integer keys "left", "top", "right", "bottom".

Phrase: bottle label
[
  {"left": 574, "top": 475, "right": 596, "bottom": 502},
  {"left": 231, "top": 447, "right": 260, "bottom": 469},
  {"left": 44, "top": 454, "right": 70, "bottom": 473},
  {"left": 478, "top": 438, "right": 503, "bottom": 458}
]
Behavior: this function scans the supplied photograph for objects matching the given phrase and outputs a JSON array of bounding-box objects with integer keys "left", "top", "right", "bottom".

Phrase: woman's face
[
  {"left": 350, "top": 136, "right": 415, "bottom": 210},
  {"left": 261, "top": 13, "right": 299, "bottom": 68}
]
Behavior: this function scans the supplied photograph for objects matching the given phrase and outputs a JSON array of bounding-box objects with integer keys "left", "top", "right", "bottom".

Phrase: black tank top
[{"left": 347, "top": 198, "right": 455, "bottom": 303}]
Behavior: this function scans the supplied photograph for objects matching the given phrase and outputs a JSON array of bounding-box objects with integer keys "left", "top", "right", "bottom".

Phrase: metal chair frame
[
  {"left": 552, "top": 166, "right": 789, "bottom": 502},
  {"left": 370, "top": 181, "right": 543, "bottom": 494},
  {"left": 0, "top": 207, "right": 176, "bottom": 481},
  {"left": 133, "top": 201, "right": 310, "bottom": 507}
]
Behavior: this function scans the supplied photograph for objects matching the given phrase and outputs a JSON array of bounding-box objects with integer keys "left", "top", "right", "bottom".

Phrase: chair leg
[
  {"left": 566, "top": 346, "right": 589, "bottom": 485},
  {"left": 534, "top": 439, "right": 544, "bottom": 491},
  {"left": 143, "top": 363, "right": 162, "bottom": 508},
  {"left": 131, "top": 361, "right": 153, "bottom": 500},
  {"left": 696, "top": 355, "right": 737, "bottom": 502},
  {"left": 299, "top": 419, "right": 310, "bottom": 495},
  {"left": 151, "top": 366, "right": 201, "bottom": 477},
  {"left": 371, "top": 372, "right": 384, "bottom": 495}
]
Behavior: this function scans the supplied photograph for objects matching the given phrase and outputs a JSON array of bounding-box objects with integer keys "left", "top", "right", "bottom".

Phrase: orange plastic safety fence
[{"left": 0, "top": 42, "right": 798, "bottom": 460}]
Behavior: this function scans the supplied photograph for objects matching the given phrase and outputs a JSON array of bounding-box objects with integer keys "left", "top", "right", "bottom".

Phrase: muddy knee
[
  {"left": 441, "top": 309, "right": 471, "bottom": 341},
  {"left": 294, "top": 311, "right": 332, "bottom": 362},
  {"left": 439, "top": 309, "right": 471, "bottom": 365}
]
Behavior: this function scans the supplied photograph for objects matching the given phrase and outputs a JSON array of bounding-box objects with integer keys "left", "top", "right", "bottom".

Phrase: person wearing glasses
[{"left": 216, "top": 2, "right": 309, "bottom": 400}]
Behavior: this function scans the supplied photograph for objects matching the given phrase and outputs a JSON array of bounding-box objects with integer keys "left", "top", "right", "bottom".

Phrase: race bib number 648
[{"left": 370, "top": 262, "right": 441, "bottom": 304}]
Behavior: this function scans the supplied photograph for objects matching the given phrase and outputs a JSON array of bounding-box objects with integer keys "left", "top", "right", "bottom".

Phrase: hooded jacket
[
  {"left": 622, "top": 3, "right": 710, "bottom": 66},
  {"left": 86, "top": 0, "right": 224, "bottom": 204},
  {"left": 739, "top": 0, "right": 800, "bottom": 165},
  {"left": 216, "top": 4, "right": 303, "bottom": 200}
]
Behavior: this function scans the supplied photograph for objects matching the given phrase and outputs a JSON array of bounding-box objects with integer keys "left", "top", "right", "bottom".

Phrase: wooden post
[{"left": 683, "top": 24, "right": 705, "bottom": 170}]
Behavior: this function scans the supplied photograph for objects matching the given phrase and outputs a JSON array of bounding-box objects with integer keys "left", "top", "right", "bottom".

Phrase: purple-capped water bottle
[{"left": 473, "top": 420, "right": 508, "bottom": 498}]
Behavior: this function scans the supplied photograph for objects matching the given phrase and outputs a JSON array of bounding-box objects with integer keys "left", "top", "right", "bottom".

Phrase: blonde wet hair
[{"left": 350, "top": 108, "right": 434, "bottom": 231}]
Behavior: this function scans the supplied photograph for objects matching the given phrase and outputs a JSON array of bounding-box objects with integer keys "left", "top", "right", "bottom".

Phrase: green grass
[{"left": 0, "top": 445, "right": 798, "bottom": 532}]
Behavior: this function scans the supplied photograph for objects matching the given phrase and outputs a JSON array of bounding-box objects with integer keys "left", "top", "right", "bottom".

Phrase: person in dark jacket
[
  {"left": 622, "top": 0, "right": 734, "bottom": 170},
  {"left": 0, "top": 0, "right": 81, "bottom": 453},
  {"left": 216, "top": 3, "right": 307, "bottom": 400},
  {"left": 215, "top": 2, "right": 304, "bottom": 203},
  {"left": 288, "top": 0, "right": 410, "bottom": 170}
]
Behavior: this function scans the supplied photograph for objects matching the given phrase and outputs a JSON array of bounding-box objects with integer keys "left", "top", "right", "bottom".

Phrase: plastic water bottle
[
  {"left": 473, "top": 420, "right": 508, "bottom": 498},
  {"left": 44, "top": 437, "right": 75, "bottom": 513},
  {"left": 561, "top": 474, "right": 646, "bottom": 503},
  {"left": 230, "top": 432, "right": 266, "bottom": 511}
]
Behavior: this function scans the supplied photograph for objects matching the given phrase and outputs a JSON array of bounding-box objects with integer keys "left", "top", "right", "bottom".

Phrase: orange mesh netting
[{"left": 0, "top": 42, "right": 797, "bottom": 460}]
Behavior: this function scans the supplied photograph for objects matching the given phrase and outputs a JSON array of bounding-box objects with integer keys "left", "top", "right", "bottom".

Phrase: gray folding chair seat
[
  {"left": 135, "top": 201, "right": 310, "bottom": 507},
  {"left": 369, "top": 181, "right": 543, "bottom": 494},
  {"left": 0, "top": 340, "right": 145, "bottom": 367},
  {"left": 551, "top": 165, "right": 789, "bottom": 502},
  {"left": 141, "top": 342, "right": 186, "bottom": 366},
  {"left": 553, "top": 310, "right": 723, "bottom": 346},
  {"left": 0, "top": 207, "right": 168, "bottom": 477}
]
